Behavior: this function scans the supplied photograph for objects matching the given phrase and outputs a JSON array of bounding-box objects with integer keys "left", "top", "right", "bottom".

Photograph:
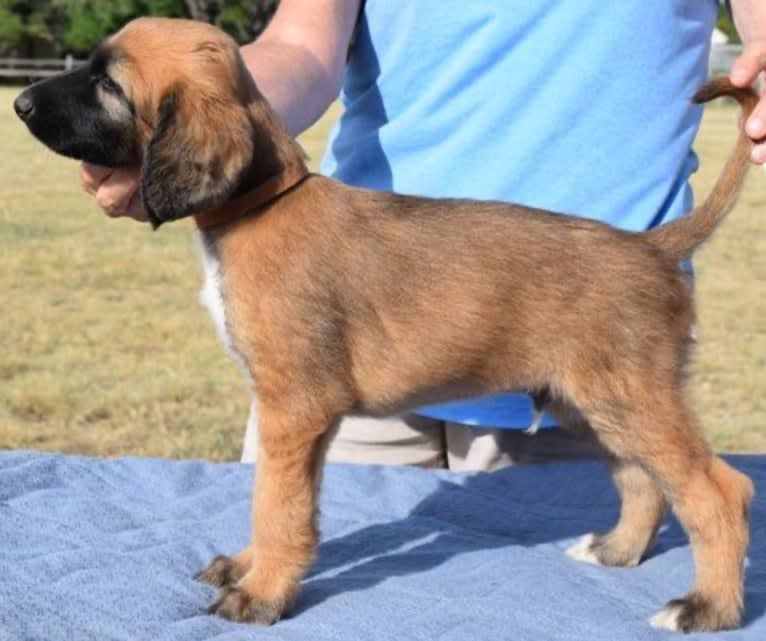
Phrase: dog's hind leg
[
  {"left": 566, "top": 458, "right": 666, "bottom": 568},
  {"left": 647, "top": 446, "right": 753, "bottom": 633},
  {"left": 575, "top": 381, "right": 753, "bottom": 633},
  {"left": 205, "top": 396, "right": 339, "bottom": 625},
  {"left": 546, "top": 399, "right": 666, "bottom": 568}
]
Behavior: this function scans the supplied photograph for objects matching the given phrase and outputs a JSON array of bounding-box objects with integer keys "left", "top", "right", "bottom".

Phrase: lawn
[{"left": 0, "top": 86, "right": 763, "bottom": 460}]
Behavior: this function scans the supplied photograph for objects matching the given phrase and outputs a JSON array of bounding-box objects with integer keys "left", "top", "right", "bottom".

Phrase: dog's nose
[{"left": 13, "top": 92, "right": 34, "bottom": 120}]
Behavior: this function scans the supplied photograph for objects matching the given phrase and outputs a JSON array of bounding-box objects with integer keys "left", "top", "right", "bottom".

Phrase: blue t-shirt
[{"left": 320, "top": 0, "right": 717, "bottom": 428}]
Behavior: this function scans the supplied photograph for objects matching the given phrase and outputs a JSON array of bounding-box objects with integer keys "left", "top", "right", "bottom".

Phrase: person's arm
[
  {"left": 241, "top": 0, "right": 360, "bottom": 136},
  {"left": 729, "top": 0, "right": 766, "bottom": 163},
  {"left": 81, "top": 0, "right": 360, "bottom": 220}
]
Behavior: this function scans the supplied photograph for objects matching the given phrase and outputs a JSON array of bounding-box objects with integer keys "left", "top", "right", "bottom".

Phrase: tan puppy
[{"left": 14, "top": 17, "right": 757, "bottom": 634}]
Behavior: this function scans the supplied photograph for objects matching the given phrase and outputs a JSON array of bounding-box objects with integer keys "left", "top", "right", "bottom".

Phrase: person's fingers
[
  {"left": 93, "top": 166, "right": 145, "bottom": 219},
  {"left": 123, "top": 187, "right": 149, "bottom": 222},
  {"left": 731, "top": 45, "right": 766, "bottom": 163},
  {"left": 730, "top": 40, "right": 766, "bottom": 88},
  {"left": 82, "top": 163, "right": 148, "bottom": 221},
  {"left": 80, "top": 162, "right": 113, "bottom": 195},
  {"left": 751, "top": 141, "right": 766, "bottom": 164},
  {"left": 744, "top": 91, "right": 766, "bottom": 144},
  {"left": 747, "top": 73, "right": 766, "bottom": 164}
]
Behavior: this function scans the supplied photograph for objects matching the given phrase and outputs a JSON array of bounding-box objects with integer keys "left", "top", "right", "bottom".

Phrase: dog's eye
[{"left": 95, "top": 74, "right": 120, "bottom": 94}]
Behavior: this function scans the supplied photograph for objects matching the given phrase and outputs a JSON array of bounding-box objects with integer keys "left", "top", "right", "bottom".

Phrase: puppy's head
[{"left": 14, "top": 17, "right": 288, "bottom": 227}]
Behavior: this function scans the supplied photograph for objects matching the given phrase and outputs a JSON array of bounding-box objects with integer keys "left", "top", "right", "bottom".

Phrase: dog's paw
[
  {"left": 565, "top": 533, "right": 642, "bottom": 568},
  {"left": 565, "top": 533, "right": 603, "bottom": 565},
  {"left": 207, "top": 585, "right": 284, "bottom": 625},
  {"left": 196, "top": 555, "right": 245, "bottom": 588},
  {"left": 650, "top": 595, "right": 741, "bottom": 633}
]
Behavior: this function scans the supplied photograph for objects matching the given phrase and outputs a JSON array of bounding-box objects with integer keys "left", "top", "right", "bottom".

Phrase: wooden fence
[
  {"left": 0, "top": 56, "right": 85, "bottom": 80},
  {"left": 0, "top": 44, "right": 746, "bottom": 82}
]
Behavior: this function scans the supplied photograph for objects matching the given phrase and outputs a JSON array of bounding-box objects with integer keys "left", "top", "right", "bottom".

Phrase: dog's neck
[
  {"left": 194, "top": 96, "right": 309, "bottom": 230},
  {"left": 193, "top": 162, "right": 309, "bottom": 230}
]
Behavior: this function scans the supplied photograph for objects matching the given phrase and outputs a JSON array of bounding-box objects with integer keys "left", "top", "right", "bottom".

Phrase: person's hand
[
  {"left": 729, "top": 0, "right": 766, "bottom": 164},
  {"left": 80, "top": 162, "right": 147, "bottom": 221},
  {"left": 730, "top": 40, "right": 766, "bottom": 164}
]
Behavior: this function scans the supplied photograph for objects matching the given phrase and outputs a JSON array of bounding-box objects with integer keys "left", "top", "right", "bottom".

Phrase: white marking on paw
[
  {"left": 623, "top": 556, "right": 640, "bottom": 568},
  {"left": 649, "top": 604, "right": 682, "bottom": 631},
  {"left": 565, "top": 533, "right": 603, "bottom": 565}
]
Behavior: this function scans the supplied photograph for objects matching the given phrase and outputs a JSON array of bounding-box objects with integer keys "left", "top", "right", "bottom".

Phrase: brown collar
[{"left": 193, "top": 163, "right": 310, "bottom": 230}]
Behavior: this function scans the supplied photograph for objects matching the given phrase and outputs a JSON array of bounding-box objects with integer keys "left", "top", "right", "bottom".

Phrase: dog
[{"left": 14, "top": 17, "right": 757, "bottom": 633}]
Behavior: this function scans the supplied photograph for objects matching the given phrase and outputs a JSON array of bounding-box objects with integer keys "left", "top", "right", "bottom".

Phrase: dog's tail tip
[
  {"left": 692, "top": 76, "right": 758, "bottom": 111},
  {"left": 645, "top": 77, "right": 756, "bottom": 262}
]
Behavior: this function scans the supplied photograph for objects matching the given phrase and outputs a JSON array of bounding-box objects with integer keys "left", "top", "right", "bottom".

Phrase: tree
[
  {"left": 59, "top": 0, "right": 188, "bottom": 55},
  {"left": 0, "top": 1, "right": 25, "bottom": 53},
  {"left": 213, "top": 0, "right": 277, "bottom": 42},
  {"left": 184, "top": 0, "right": 220, "bottom": 22},
  {"left": 0, "top": 0, "right": 66, "bottom": 56},
  {"left": 234, "top": 0, "right": 278, "bottom": 39},
  {"left": 717, "top": 5, "right": 741, "bottom": 43},
  {"left": 0, "top": 0, "right": 278, "bottom": 57}
]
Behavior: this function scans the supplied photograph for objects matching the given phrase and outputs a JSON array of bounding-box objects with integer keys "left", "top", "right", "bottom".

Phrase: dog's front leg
[{"left": 206, "top": 401, "right": 333, "bottom": 624}]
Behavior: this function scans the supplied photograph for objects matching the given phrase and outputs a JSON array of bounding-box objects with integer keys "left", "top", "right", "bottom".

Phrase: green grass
[{"left": 0, "top": 87, "right": 763, "bottom": 460}]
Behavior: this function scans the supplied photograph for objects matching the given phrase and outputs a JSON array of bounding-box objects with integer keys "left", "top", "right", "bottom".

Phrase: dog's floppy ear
[{"left": 140, "top": 83, "right": 255, "bottom": 227}]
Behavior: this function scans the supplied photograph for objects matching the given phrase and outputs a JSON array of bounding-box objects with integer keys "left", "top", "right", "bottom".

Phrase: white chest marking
[{"left": 196, "top": 233, "right": 250, "bottom": 376}]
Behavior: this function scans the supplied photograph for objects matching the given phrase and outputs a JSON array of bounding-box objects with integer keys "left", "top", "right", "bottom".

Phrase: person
[{"left": 81, "top": 0, "right": 766, "bottom": 471}]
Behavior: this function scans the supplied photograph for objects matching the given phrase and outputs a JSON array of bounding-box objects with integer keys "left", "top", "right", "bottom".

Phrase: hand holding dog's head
[{"left": 15, "top": 18, "right": 284, "bottom": 227}]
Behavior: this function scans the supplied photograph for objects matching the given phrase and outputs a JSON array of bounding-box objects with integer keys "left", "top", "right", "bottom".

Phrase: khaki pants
[{"left": 240, "top": 400, "right": 599, "bottom": 471}]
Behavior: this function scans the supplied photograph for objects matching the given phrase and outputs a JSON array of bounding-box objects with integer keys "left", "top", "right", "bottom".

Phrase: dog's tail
[{"left": 645, "top": 77, "right": 757, "bottom": 262}]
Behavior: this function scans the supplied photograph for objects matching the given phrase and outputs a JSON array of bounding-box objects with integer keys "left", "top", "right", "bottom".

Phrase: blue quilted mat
[{"left": 0, "top": 450, "right": 764, "bottom": 640}]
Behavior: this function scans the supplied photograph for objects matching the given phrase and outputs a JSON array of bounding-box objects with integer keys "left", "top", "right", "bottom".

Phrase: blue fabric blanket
[{"left": 0, "top": 451, "right": 764, "bottom": 641}]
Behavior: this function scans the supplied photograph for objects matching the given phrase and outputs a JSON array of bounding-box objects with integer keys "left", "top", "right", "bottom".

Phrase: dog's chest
[{"left": 196, "top": 233, "right": 249, "bottom": 375}]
